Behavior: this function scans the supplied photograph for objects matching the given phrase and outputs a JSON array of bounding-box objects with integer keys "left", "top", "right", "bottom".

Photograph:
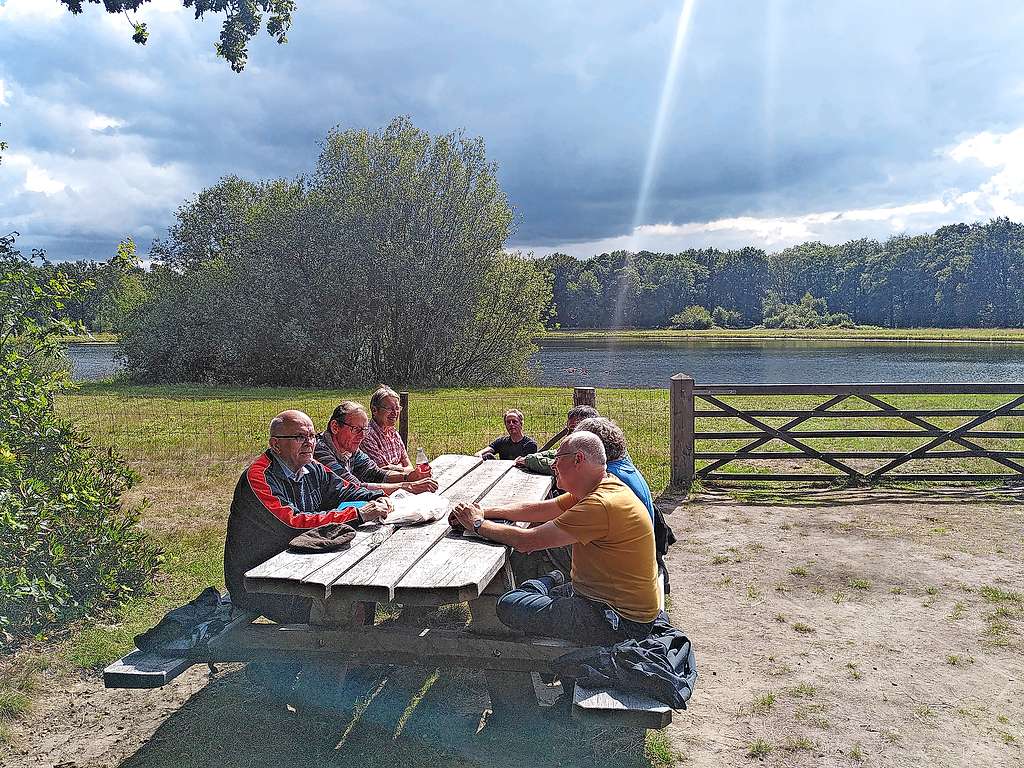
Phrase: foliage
[
  {"left": 671, "top": 305, "right": 713, "bottom": 330},
  {"left": 541, "top": 218, "right": 1024, "bottom": 329},
  {"left": 121, "top": 117, "right": 550, "bottom": 387},
  {"left": 58, "top": 0, "right": 295, "bottom": 72},
  {"left": 55, "top": 238, "right": 147, "bottom": 334},
  {"left": 762, "top": 292, "right": 853, "bottom": 329},
  {"left": 0, "top": 234, "right": 158, "bottom": 649},
  {"left": 711, "top": 305, "right": 744, "bottom": 328}
]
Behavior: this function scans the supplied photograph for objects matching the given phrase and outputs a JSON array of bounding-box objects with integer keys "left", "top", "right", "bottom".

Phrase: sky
[{"left": 2, "top": 0, "right": 1024, "bottom": 262}]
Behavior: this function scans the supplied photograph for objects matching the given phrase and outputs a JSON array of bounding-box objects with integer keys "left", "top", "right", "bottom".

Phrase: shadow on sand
[{"left": 117, "top": 665, "right": 652, "bottom": 768}]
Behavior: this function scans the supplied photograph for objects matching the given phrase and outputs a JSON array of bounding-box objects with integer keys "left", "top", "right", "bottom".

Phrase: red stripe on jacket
[{"left": 247, "top": 454, "right": 360, "bottom": 528}]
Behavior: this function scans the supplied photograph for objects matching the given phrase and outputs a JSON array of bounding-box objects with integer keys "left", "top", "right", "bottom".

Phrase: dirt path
[{"left": 3, "top": 487, "right": 1022, "bottom": 767}]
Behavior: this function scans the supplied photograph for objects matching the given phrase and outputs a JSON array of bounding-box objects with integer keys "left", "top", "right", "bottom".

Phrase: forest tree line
[{"left": 538, "top": 218, "right": 1024, "bottom": 329}]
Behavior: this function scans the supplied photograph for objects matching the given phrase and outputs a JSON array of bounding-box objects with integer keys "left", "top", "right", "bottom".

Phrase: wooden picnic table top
[{"left": 244, "top": 454, "right": 554, "bottom": 607}]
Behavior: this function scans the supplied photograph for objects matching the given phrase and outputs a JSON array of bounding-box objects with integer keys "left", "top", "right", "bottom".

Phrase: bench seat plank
[
  {"left": 393, "top": 535, "right": 506, "bottom": 604},
  {"left": 103, "top": 650, "right": 195, "bottom": 689},
  {"left": 572, "top": 684, "right": 673, "bottom": 729}
]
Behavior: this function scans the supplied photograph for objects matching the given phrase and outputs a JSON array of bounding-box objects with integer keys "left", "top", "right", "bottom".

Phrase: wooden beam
[{"left": 203, "top": 621, "right": 588, "bottom": 673}]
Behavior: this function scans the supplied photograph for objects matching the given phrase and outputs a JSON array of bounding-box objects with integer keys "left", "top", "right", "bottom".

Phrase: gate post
[
  {"left": 670, "top": 374, "right": 695, "bottom": 488},
  {"left": 399, "top": 391, "right": 409, "bottom": 448},
  {"left": 573, "top": 386, "right": 596, "bottom": 409}
]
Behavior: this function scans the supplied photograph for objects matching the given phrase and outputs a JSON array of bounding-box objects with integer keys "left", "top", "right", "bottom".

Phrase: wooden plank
[
  {"left": 103, "top": 650, "right": 195, "bottom": 689},
  {"left": 294, "top": 525, "right": 398, "bottom": 598},
  {"left": 696, "top": 383, "right": 1024, "bottom": 395},
  {"left": 696, "top": 409, "right": 1024, "bottom": 418},
  {"left": 477, "top": 466, "right": 554, "bottom": 507},
  {"left": 394, "top": 536, "right": 506, "bottom": 604},
  {"left": 204, "top": 621, "right": 586, "bottom": 673},
  {"left": 428, "top": 454, "right": 482, "bottom": 494},
  {"left": 700, "top": 472, "right": 1023, "bottom": 482},
  {"left": 330, "top": 517, "right": 455, "bottom": 602},
  {"left": 572, "top": 684, "right": 673, "bottom": 729},
  {"left": 442, "top": 459, "right": 514, "bottom": 504},
  {"left": 245, "top": 524, "right": 396, "bottom": 598},
  {"left": 697, "top": 450, "right": 1024, "bottom": 460}
]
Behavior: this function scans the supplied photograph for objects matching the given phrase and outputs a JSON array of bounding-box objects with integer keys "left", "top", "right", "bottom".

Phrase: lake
[{"left": 68, "top": 339, "right": 1024, "bottom": 388}]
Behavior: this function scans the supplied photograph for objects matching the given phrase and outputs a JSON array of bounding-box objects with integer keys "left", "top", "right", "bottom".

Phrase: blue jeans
[{"left": 496, "top": 573, "right": 655, "bottom": 646}]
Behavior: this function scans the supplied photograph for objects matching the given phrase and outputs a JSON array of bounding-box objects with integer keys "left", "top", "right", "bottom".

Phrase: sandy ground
[{"left": 3, "top": 486, "right": 1023, "bottom": 768}]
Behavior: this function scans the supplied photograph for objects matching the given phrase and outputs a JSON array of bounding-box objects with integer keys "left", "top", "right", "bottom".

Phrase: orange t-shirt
[{"left": 552, "top": 474, "right": 659, "bottom": 622}]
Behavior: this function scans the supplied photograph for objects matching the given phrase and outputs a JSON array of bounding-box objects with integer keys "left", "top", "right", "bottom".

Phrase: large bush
[
  {"left": 762, "top": 291, "right": 853, "bottom": 329},
  {"left": 0, "top": 236, "right": 158, "bottom": 647},
  {"left": 121, "top": 117, "right": 552, "bottom": 387}
]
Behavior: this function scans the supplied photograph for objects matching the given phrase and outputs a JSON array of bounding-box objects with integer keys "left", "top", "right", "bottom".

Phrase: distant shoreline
[
  {"left": 539, "top": 327, "right": 1024, "bottom": 343},
  {"left": 62, "top": 327, "right": 1024, "bottom": 346}
]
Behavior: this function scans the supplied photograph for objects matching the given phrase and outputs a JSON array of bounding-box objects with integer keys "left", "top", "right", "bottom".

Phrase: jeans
[{"left": 496, "top": 572, "right": 655, "bottom": 646}]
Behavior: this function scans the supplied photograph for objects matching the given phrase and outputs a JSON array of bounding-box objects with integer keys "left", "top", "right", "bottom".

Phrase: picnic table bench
[{"left": 104, "top": 455, "right": 674, "bottom": 730}]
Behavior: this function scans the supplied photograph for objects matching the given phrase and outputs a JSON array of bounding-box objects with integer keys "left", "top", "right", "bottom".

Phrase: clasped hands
[{"left": 449, "top": 501, "right": 484, "bottom": 531}]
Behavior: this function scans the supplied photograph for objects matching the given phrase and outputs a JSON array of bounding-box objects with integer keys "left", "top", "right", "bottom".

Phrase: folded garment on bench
[
  {"left": 553, "top": 612, "right": 698, "bottom": 709},
  {"left": 134, "top": 587, "right": 229, "bottom": 654}
]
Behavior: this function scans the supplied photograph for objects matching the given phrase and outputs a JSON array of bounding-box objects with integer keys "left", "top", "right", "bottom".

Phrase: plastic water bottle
[{"left": 415, "top": 446, "right": 430, "bottom": 474}]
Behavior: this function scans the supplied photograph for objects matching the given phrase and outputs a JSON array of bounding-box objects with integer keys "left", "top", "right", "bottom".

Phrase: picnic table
[{"left": 104, "top": 455, "right": 674, "bottom": 729}]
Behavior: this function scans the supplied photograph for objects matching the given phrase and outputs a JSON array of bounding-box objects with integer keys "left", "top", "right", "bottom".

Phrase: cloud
[{"left": 2, "top": 1, "right": 1024, "bottom": 260}]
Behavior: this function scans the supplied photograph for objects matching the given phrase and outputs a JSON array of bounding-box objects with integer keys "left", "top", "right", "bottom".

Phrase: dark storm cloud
[{"left": 1, "top": 0, "right": 1023, "bottom": 261}]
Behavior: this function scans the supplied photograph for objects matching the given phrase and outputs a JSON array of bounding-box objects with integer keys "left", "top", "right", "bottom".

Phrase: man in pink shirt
[{"left": 361, "top": 385, "right": 411, "bottom": 470}]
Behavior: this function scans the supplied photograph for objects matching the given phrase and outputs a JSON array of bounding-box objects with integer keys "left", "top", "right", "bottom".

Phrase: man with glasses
[
  {"left": 361, "top": 385, "right": 412, "bottom": 470},
  {"left": 451, "top": 431, "right": 659, "bottom": 645},
  {"left": 314, "top": 401, "right": 437, "bottom": 495},
  {"left": 224, "top": 409, "right": 391, "bottom": 625}
]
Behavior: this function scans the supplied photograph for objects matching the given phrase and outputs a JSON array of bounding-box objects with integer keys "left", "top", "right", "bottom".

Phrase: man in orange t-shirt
[{"left": 452, "top": 431, "right": 659, "bottom": 645}]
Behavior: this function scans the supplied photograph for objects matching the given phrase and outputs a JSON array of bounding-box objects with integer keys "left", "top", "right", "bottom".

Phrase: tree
[
  {"left": 671, "top": 305, "right": 712, "bottom": 330},
  {"left": 58, "top": 1, "right": 295, "bottom": 72},
  {"left": 121, "top": 117, "right": 551, "bottom": 387},
  {"left": 1, "top": 234, "right": 157, "bottom": 646}
]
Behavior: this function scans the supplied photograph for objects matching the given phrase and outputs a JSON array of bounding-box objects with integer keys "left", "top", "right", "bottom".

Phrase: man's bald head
[
  {"left": 268, "top": 409, "right": 316, "bottom": 473},
  {"left": 270, "top": 409, "right": 312, "bottom": 436}
]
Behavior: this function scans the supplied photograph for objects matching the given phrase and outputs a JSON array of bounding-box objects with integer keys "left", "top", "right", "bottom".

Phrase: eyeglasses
[
  {"left": 378, "top": 405, "right": 401, "bottom": 414},
  {"left": 273, "top": 433, "right": 316, "bottom": 444},
  {"left": 343, "top": 422, "right": 369, "bottom": 435},
  {"left": 554, "top": 450, "right": 579, "bottom": 460}
]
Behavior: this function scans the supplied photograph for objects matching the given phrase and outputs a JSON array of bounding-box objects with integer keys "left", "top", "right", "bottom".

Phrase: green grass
[
  {"left": 645, "top": 730, "right": 681, "bottom": 767},
  {"left": 57, "top": 381, "right": 1024, "bottom": 499},
  {"left": 746, "top": 738, "right": 773, "bottom": 758},
  {"left": 63, "top": 528, "right": 225, "bottom": 669},
  {"left": 751, "top": 691, "right": 776, "bottom": 714}
]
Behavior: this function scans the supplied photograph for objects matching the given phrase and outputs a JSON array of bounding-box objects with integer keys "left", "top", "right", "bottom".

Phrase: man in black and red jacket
[{"left": 224, "top": 409, "right": 390, "bottom": 623}]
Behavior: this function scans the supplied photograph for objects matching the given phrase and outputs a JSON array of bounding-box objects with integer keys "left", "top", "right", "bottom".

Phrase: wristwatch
[{"left": 473, "top": 518, "right": 484, "bottom": 534}]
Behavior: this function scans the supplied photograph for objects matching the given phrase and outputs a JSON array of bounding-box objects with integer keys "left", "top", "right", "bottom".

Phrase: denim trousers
[{"left": 495, "top": 572, "right": 654, "bottom": 646}]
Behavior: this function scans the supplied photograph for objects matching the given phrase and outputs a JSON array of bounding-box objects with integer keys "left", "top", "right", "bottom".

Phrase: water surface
[{"left": 67, "top": 339, "right": 1024, "bottom": 389}]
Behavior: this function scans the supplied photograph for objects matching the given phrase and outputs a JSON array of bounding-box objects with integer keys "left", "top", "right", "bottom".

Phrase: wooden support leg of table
[
  {"left": 289, "top": 599, "right": 364, "bottom": 714},
  {"left": 469, "top": 561, "right": 537, "bottom": 716}
]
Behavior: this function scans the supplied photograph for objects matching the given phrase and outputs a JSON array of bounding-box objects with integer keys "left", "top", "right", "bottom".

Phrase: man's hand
[
  {"left": 452, "top": 501, "right": 483, "bottom": 532},
  {"left": 360, "top": 497, "right": 393, "bottom": 522},
  {"left": 514, "top": 456, "right": 527, "bottom": 467},
  {"left": 406, "top": 477, "right": 439, "bottom": 494},
  {"left": 407, "top": 464, "right": 433, "bottom": 481}
]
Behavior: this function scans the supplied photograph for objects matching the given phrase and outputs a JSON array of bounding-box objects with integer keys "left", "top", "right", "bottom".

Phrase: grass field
[
  {"left": 3, "top": 382, "right": 1022, "bottom": 766},
  {"left": 42, "top": 381, "right": 1023, "bottom": 665}
]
